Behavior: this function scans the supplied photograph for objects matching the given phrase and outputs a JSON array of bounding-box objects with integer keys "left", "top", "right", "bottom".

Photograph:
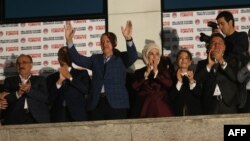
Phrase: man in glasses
[{"left": 0, "top": 54, "right": 50, "bottom": 125}]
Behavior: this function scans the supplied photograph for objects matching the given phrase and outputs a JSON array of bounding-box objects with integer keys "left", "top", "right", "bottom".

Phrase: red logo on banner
[
  {"left": 88, "top": 42, "right": 93, "bottom": 47},
  {"left": 28, "top": 37, "right": 41, "bottom": 42},
  {"left": 88, "top": 26, "right": 93, "bottom": 31},
  {"left": 195, "top": 19, "right": 200, "bottom": 25},
  {"left": 43, "top": 44, "right": 49, "bottom": 50},
  {"left": 241, "top": 17, "right": 246, "bottom": 22},
  {"left": 6, "top": 31, "right": 19, "bottom": 36},
  {"left": 51, "top": 28, "right": 64, "bottom": 33},
  {"left": 43, "top": 61, "right": 49, "bottom": 66},
  {"left": 73, "top": 20, "right": 86, "bottom": 23},
  {"left": 74, "top": 34, "right": 87, "bottom": 40},
  {"left": 0, "top": 31, "right": 3, "bottom": 37},
  {"left": 21, "top": 38, "right": 26, "bottom": 43},
  {"left": 20, "top": 23, "right": 26, "bottom": 27},
  {"left": 28, "top": 22, "right": 41, "bottom": 26},
  {"left": 172, "top": 13, "right": 177, "bottom": 18},
  {"left": 163, "top": 21, "right": 170, "bottom": 27},
  {"left": 29, "top": 53, "right": 41, "bottom": 58},
  {"left": 95, "top": 25, "right": 105, "bottom": 30},
  {"left": 51, "top": 60, "right": 59, "bottom": 65},
  {"left": 180, "top": 12, "right": 193, "bottom": 17},
  {"left": 180, "top": 28, "right": 193, "bottom": 33},
  {"left": 51, "top": 44, "right": 64, "bottom": 49},
  {"left": 180, "top": 44, "right": 194, "bottom": 49},
  {"left": 43, "top": 28, "right": 49, "bottom": 34},
  {"left": 0, "top": 47, "right": 3, "bottom": 53},
  {"left": 6, "top": 46, "right": 19, "bottom": 52}
]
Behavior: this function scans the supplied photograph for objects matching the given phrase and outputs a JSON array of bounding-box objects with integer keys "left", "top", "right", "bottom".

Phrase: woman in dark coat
[
  {"left": 169, "top": 50, "right": 202, "bottom": 116},
  {"left": 132, "top": 43, "right": 174, "bottom": 118}
]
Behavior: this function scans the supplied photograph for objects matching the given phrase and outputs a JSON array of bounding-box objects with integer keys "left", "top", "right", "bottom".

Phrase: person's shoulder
[
  {"left": 72, "top": 68, "right": 89, "bottom": 75},
  {"left": 235, "top": 31, "right": 248, "bottom": 37},
  {"left": 4, "top": 75, "right": 19, "bottom": 81}
]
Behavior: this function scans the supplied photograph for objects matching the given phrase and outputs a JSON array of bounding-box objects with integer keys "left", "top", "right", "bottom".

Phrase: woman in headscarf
[{"left": 132, "top": 43, "right": 174, "bottom": 118}]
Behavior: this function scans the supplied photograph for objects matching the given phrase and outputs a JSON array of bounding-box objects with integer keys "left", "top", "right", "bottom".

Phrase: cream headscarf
[{"left": 142, "top": 43, "right": 161, "bottom": 65}]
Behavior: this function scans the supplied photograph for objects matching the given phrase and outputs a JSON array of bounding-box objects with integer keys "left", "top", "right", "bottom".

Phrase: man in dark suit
[
  {"left": 1, "top": 54, "right": 50, "bottom": 125},
  {"left": 47, "top": 47, "right": 90, "bottom": 122},
  {"left": 195, "top": 33, "right": 239, "bottom": 114},
  {"left": 64, "top": 21, "right": 138, "bottom": 120}
]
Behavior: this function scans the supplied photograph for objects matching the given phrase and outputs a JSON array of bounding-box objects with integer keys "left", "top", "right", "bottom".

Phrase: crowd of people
[{"left": 0, "top": 11, "right": 249, "bottom": 125}]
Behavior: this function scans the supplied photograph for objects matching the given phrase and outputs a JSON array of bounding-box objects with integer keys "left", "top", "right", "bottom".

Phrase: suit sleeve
[
  {"left": 121, "top": 41, "right": 138, "bottom": 68},
  {"left": 3, "top": 78, "right": 19, "bottom": 105},
  {"left": 68, "top": 45, "right": 93, "bottom": 69},
  {"left": 47, "top": 74, "right": 61, "bottom": 104},
  {"left": 27, "top": 77, "right": 48, "bottom": 104},
  {"left": 69, "top": 70, "right": 90, "bottom": 94}
]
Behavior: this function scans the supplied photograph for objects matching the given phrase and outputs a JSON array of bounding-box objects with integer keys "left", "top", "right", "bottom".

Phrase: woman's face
[
  {"left": 147, "top": 48, "right": 160, "bottom": 65},
  {"left": 177, "top": 52, "right": 192, "bottom": 69},
  {"left": 100, "top": 34, "right": 113, "bottom": 56}
]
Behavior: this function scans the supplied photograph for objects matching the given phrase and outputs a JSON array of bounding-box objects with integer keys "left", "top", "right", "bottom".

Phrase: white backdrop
[
  {"left": 0, "top": 19, "right": 106, "bottom": 82},
  {"left": 162, "top": 8, "right": 250, "bottom": 64}
]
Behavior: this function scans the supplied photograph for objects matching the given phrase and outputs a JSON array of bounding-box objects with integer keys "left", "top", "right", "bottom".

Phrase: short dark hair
[
  {"left": 101, "top": 32, "right": 117, "bottom": 48},
  {"left": 216, "top": 11, "right": 235, "bottom": 27},
  {"left": 209, "top": 33, "right": 225, "bottom": 45},
  {"left": 58, "top": 46, "right": 72, "bottom": 66},
  {"left": 16, "top": 54, "right": 33, "bottom": 64},
  {"left": 176, "top": 50, "right": 192, "bottom": 62}
]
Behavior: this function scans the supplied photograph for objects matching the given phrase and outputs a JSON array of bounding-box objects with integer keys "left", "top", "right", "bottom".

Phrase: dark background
[
  {"left": 163, "top": 0, "right": 250, "bottom": 11},
  {"left": 0, "top": 0, "right": 107, "bottom": 23}
]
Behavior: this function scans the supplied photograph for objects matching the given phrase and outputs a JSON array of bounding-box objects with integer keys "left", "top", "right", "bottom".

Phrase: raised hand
[
  {"left": 64, "top": 21, "right": 75, "bottom": 43},
  {"left": 121, "top": 20, "right": 132, "bottom": 40}
]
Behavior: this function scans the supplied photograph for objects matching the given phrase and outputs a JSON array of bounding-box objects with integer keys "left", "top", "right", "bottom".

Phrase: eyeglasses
[{"left": 16, "top": 61, "right": 31, "bottom": 65}]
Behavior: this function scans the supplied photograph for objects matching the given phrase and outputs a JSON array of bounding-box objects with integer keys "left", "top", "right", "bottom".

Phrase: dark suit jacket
[
  {"left": 169, "top": 74, "right": 202, "bottom": 116},
  {"left": 195, "top": 59, "right": 239, "bottom": 114},
  {"left": 47, "top": 68, "right": 90, "bottom": 122},
  {"left": 2, "top": 75, "right": 50, "bottom": 125},
  {"left": 68, "top": 42, "right": 138, "bottom": 110}
]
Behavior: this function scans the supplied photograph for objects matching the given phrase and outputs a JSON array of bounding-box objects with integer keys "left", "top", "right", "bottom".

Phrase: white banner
[
  {"left": 163, "top": 8, "right": 250, "bottom": 64},
  {"left": 0, "top": 19, "right": 106, "bottom": 82}
]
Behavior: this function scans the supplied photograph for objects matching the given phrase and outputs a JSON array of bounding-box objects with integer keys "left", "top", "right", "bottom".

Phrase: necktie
[{"left": 103, "top": 57, "right": 108, "bottom": 76}]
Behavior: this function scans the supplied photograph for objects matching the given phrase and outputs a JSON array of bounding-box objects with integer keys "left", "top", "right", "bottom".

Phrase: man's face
[
  {"left": 16, "top": 56, "right": 32, "bottom": 76},
  {"left": 209, "top": 36, "right": 226, "bottom": 53},
  {"left": 217, "top": 17, "right": 233, "bottom": 36}
]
